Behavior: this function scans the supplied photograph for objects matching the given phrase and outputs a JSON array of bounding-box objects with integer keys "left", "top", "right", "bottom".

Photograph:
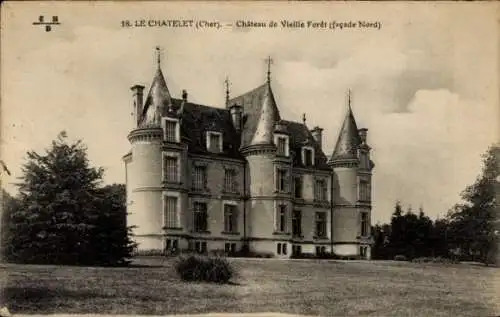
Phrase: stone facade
[{"left": 124, "top": 55, "right": 375, "bottom": 259}]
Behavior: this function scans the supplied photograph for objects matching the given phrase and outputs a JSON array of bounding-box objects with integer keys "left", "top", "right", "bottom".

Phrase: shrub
[
  {"left": 175, "top": 255, "right": 234, "bottom": 284},
  {"left": 411, "top": 257, "right": 460, "bottom": 264},
  {"left": 394, "top": 254, "right": 407, "bottom": 261},
  {"left": 132, "top": 249, "right": 165, "bottom": 257}
]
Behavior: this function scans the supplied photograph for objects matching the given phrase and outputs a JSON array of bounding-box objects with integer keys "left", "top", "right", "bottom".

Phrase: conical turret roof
[
  {"left": 139, "top": 50, "right": 173, "bottom": 127},
  {"left": 249, "top": 82, "right": 281, "bottom": 145},
  {"left": 330, "top": 104, "right": 361, "bottom": 162}
]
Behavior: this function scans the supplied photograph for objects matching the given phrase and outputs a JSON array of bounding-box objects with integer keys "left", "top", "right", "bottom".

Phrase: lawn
[{"left": 1, "top": 257, "right": 499, "bottom": 317}]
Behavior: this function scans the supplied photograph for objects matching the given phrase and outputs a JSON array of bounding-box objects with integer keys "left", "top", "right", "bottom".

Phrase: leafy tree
[
  {"left": 447, "top": 145, "right": 499, "bottom": 264},
  {"left": 4, "top": 132, "right": 135, "bottom": 265}
]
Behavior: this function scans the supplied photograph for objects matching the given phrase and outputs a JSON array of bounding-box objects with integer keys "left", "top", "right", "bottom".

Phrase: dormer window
[
  {"left": 301, "top": 146, "right": 315, "bottom": 166},
  {"left": 274, "top": 135, "right": 289, "bottom": 157},
  {"left": 163, "top": 118, "right": 180, "bottom": 143},
  {"left": 207, "top": 131, "right": 223, "bottom": 153}
]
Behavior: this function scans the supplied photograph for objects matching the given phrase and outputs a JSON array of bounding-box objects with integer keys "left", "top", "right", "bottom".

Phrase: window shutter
[
  {"left": 275, "top": 169, "right": 279, "bottom": 191},
  {"left": 233, "top": 170, "right": 238, "bottom": 193}
]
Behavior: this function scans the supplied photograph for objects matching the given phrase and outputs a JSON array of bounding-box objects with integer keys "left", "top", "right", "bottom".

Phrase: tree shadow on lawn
[{"left": 3, "top": 286, "right": 121, "bottom": 314}]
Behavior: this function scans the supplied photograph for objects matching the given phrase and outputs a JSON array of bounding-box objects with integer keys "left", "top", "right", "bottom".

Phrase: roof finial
[
  {"left": 224, "top": 76, "right": 230, "bottom": 106},
  {"left": 347, "top": 88, "right": 352, "bottom": 110},
  {"left": 265, "top": 56, "right": 273, "bottom": 83},
  {"left": 302, "top": 113, "right": 307, "bottom": 125},
  {"left": 155, "top": 46, "right": 161, "bottom": 68}
]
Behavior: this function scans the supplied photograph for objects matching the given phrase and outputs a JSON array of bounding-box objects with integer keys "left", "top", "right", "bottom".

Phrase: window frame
[
  {"left": 162, "top": 192, "right": 181, "bottom": 229},
  {"left": 206, "top": 131, "right": 223, "bottom": 153},
  {"left": 315, "top": 211, "right": 327, "bottom": 238},
  {"left": 162, "top": 152, "right": 180, "bottom": 183},
  {"left": 162, "top": 117, "right": 180, "bottom": 143},
  {"left": 193, "top": 201, "right": 208, "bottom": 232},
  {"left": 223, "top": 201, "right": 238, "bottom": 233},
  {"left": 301, "top": 146, "right": 315, "bottom": 167},
  {"left": 274, "top": 134, "right": 290, "bottom": 157}
]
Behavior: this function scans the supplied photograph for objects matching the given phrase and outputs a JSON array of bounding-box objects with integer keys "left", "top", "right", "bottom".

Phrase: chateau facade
[{"left": 124, "top": 52, "right": 375, "bottom": 259}]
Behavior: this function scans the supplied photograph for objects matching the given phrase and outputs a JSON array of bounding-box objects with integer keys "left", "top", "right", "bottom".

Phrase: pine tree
[{"left": 7, "top": 132, "right": 135, "bottom": 265}]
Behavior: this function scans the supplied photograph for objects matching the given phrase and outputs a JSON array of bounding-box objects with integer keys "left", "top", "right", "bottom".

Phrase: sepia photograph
[{"left": 0, "top": 1, "right": 499, "bottom": 317}]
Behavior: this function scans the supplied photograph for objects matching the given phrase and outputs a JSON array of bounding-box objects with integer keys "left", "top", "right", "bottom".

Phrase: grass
[{"left": 1, "top": 257, "right": 499, "bottom": 316}]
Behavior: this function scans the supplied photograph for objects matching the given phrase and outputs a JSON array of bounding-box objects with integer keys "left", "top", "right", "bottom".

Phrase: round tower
[
  {"left": 329, "top": 93, "right": 373, "bottom": 259},
  {"left": 242, "top": 79, "right": 292, "bottom": 257},
  {"left": 125, "top": 48, "right": 183, "bottom": 253}
]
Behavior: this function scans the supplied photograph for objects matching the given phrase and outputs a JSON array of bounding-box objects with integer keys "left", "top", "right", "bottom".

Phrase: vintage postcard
[{"left": 0, "top": 1, "right": 499, "bottom": 317}]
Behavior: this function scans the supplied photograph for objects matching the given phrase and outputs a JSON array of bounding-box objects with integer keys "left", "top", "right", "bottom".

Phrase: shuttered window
[
  {"left": 192, "top": 166, "right": 207, "bottom": 191},
  {"left": 164, "top": 157, "right": 178, "bottom": 182},
  {"left": 163, "top": 196, "right": 178, "bottom": 228}
]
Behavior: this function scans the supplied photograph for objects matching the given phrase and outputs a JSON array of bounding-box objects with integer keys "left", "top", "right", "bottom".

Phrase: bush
[
  {"left": 175, "top": 255, "right": 234, "bottom": 284},
  {"left": 394, "top": 254, "right": 407, "bottom": 261},
  {"left": 132, "top": 249, "right": 165, "bottom": 257},
  {"left": 290, "top": 252, "right": 340, "bottom": 260},
  {"left": 411, "top": 257, "right": 460, "bottom": 264}
]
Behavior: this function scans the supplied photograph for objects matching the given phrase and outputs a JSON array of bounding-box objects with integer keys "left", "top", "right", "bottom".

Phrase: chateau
[{"left": 124, "top": 51, "right": 375, "bottom": 259}]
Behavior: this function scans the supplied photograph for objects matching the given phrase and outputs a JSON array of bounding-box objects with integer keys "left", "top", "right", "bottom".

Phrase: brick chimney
[
  {"left": 358, "top": 128, "right": 368, "bottom": 144},
  {"left": 230, "top": 103, "right": 243, "bottom": 132},
  {"left": 130, "top": 85, "right": 145, "bottom": 127},
  {"left": 310, "top": 126, "right": 323, "bottom": 149}
]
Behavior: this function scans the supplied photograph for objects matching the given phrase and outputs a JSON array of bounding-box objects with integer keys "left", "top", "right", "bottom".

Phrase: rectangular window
[
  {"left": 292, "top": 210, "right": 302, "bottom": 237},
  {"left": 164, "top": 196, "right": 178, "bottom": 228},
  {"left": 294, "top": 176, "right": 302, "bottom": 198},
  {"left": 276, "top": 168, "right": 289, "bottom": 192},
  {"left": 164, "top": 156, "right": 179, "bottom": 182},
  {"left": 292, "top": 245, "right": 302, "bottom": 256},
  {"left": 276, "top": 204, "right": 287, "bottom": 232},
  {"left": 303, "top": 148, "right": 313, "bottom": 166},
  {"left": 277, "top": 243, "right": 282, "bottom": 255},
  {"left": 164, "top": 120, "right": 178, "bottom": 142},
  {"left": 277, "top": 137, "right": 287, "bottom": 156},
  {"left": 192, "top": 165, "right": 207, "bottom": 191},
  {"left": 359, "top": 246, "right": 366, "bottom": 258},
  {"left": 314, "top": 179, "right": 327, "bottom": 201},
  {"left": 165, "top": 239, "right": 179, "bottom": 251},
  {"left": 194, "top": 241, "right": 207, "bottom": 254},
  {"left": 208, "top": 132, "right": 222, "bottom": 153},
  {"left": 224, "top": 204, "right": 238, "bottom": 233},
  {"left": 361, "top": 212, "right": 369, "bottom": 237},
  {"left": 193, "top": 202, "right": 208, "bottom": 232},
  {"left": 359, "top": 180, "right": 370, "bottom": 201},
  {"left": 224, "top": 169, "right": 237, "bottom": 193},
  {"left": 315, "top": 212, "right": 327, "bottom": 238}
]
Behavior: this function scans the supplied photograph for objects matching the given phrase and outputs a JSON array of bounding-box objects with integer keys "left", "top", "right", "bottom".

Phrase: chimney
[
  {"left": 229, "top": 103, "right": 243, "bottom": 132},
  {"left": 358, "top": 128, "right": 368, "bottom": 144},
  {"left": 177, "top": 89, "right": 188, "bottom": 116},
  {"left": 130, "top": 85, "right": 145, "bottom": 127},
  {"left": 310, "top": 126, "right": 323, "bottom": 149}
]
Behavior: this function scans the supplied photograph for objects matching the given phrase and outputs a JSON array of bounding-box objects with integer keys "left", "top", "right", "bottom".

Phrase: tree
[
  {"left": 5, "top": 132, "right": 135, "bottom": 265},
  {"left": 89, "top": 184, "right": 136, "bottom": 266},
  {"left": 387, "top": 201, "right": 406, "bottom": 258},
  {"left": 447, "top": 145, "right": 499, "bottom": 264}
]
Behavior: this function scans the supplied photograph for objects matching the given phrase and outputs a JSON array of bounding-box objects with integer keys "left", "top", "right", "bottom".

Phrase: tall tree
[
  {"left": 6, "top": 132, "right": 134, "bottom": 265},
  {"left": 447, "top": 145, "right": 499, "bottom": 264},
  {"left": 388, "top": 201, "right": 406, "bottom": 258}
]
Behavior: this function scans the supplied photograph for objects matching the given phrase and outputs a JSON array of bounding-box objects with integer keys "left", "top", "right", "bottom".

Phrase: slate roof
[
  {"left": 136, "top": 64, "right": 334, "bottom": 169},
  {"left": 173, "top": 99, "right": 243, "bottom": 158},
  {"left": 139, "top": 67, "right": 173, "bottom": 128},
  {"left": 282, "top": 120, "right": 330, "bottom": 170},
  {"left": 329, "top": 105, "right": 362, "bottom": 162}
]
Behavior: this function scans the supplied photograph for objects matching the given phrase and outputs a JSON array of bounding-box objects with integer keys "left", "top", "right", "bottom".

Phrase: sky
[{"left": 1, "top": 2, "right": 499, "bottom": 223}]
